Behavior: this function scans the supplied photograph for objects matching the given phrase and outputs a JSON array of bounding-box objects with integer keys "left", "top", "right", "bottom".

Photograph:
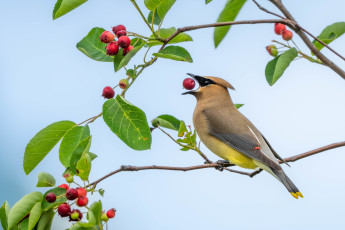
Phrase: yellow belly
[{"left": 203, "top": 135, "right": 258, "bottom": 169}]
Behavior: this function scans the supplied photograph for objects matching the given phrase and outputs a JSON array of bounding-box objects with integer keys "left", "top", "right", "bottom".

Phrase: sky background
[{"left": 1, "top": 0, "right": 345, "bottom": 229}]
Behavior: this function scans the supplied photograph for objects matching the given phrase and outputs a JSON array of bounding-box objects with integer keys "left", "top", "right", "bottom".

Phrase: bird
[{"left": 182, "top": 73, "right": 303, "bottom": 199}]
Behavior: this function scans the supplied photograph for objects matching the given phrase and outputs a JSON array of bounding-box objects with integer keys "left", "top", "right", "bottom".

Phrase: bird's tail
[{"left": 271, "top": 168, "right": 303, "bottom": 199}]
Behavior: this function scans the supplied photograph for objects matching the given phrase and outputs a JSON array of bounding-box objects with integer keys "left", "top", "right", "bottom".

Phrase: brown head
[{"left": 182, "top": 73, "right": 235, "bottom": 101}]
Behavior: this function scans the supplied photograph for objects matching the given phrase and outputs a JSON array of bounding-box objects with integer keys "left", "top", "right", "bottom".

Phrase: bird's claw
[{"left": 215, "top": 160, "right": 231, "bottom": 171}]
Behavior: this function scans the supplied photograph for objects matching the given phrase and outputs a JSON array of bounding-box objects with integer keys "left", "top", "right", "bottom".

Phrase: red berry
[
  {"left": 100, "top": 31, "right": 115, "bottom": 43},
  {"left": 282, "top": 29, "right": 293, "bottom": 41},
  {"left": 119, "top": 79, "right": 129, "bottom": 89},
  {"left": 266, "top": 45, "right": 278, "bottom": 57},
  {"left": 122, "top": 45, "right": 133, "bottom": 56},
  {"left": 76, "top": 187, "right": 87, "bottom": 197},
  {"left": 106, "top": 41, "right": 119, "bottom": 56},
  {"left": 58, "top": 203, "right": 71, "bottom": 217},
  {"left": 76, "top": 196, "right": 89, "bottom": 207},
  {"left": 45, "top": 193, "right": 56, "bottom": 203},
  {"left": 106, "top": 208, "right": 116, "bottom": 218},
  {"left": 274, "top": 23, "right": 286, "bottom": 35},
  {"left": 183, "top": 78, "right": 195, "bottom": 90},
  {"left": 118, "top": 36, "right": 131, "bottom": 48},
  {"left": 65, "top": 188, "right": 78, "bottom": 200},
  {"left": 58, "top": 184, "right": 69, "bottom": 190},
  {"left": 116, "top": 30, "right": 127, "bottom": 38},
  {"left": 102, "top": 86, "right": 115, "bottom": 99},
  {"left": 112, "top": 25, "right": 126, "bottom": 35},
  {"left": 69, "top": 209, "right": 83, "bottom": 221}
]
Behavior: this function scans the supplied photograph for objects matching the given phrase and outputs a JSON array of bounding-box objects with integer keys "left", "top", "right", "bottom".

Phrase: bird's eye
[{"left": 199, "top": 78, "right": 215, "bottom": 87}]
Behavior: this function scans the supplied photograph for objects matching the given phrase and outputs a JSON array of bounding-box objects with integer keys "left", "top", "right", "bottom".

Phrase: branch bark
[{"left": 89, "top": 141, "right": 345, "bottom": 188}]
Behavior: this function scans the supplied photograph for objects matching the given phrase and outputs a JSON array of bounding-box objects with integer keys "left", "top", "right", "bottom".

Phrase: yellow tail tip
[
  {"left": 296, "top": 192, "right": 303, "bottom": 198},
  {"left": 290, "top": 192, "right": 298, "bottom": 199}
]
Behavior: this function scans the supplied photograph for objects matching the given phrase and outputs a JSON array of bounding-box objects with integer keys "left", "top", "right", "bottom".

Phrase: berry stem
[{"left": 130, "top": 0, "right": 158, "bottom": 39}]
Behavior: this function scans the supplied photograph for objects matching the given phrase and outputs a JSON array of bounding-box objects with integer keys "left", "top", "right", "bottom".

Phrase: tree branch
[{"left": 89, "top": 141, "right": 345, "bottom": 188}]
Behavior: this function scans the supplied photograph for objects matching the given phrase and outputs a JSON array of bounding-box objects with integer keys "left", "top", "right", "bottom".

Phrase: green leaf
[
  {"left": 153, "top": 46, "right": 193, "bottom": 62},
  {"left": 151, "top": 114, "right": 181, "bottom": 130},
  {"left": 103, "top": 95, "right": 152, "bottom": 150},
  {"left": 41, "top": 188, "right": 67, "bottom": 211},
  {"left": 18, "top": 217, "right": 29, "bottom": 229},
  {"left": 23, "top": 120, "right": 76, "bottom": 175},
  {"left": 148, "top": 27, "right": 193, "bottom": 47},
  {"left": 205, "top": 0, "right": 213, "bottom": 4},
  {"left": 76, "top": 153, "right": 91, "bottom": 181},
  {"left": 28, "top": 202, "right": 42, "bottom": 230},
  {"left": 37, "top": 210, "right": 54, "bottom": 230},
  {"left": 113, "top": 43, "right": 146, "bottom": 72},
  {"left": 313, "top": 22, "right": 345, "bottom": 51},
  {"left": 0, "top": 201, "right": 10, "bottom": 230},
  {"left": 180, "top": 146, "right": 190, "bottom": 151},
  {"left": 144, "top": 0, "right": 176, "bottom": 19},
  {"left": 88, "top": 152, "right": 97, "bottom": 161},
  {"left": 59, "top": 125, "right": 90, "bottom": 167},
  {"left": 148, "top": 11, "right": 161, "bottom": 26},
  {"left": 53, "top": 0, "right": 88, "bottom": 20},
  {"left": 235, "top": 104, "right": 244, "bottom": 109},
  {"left": 178, "top": 121, "right": 188, "bottom": 137},
  {"left": 70, "top": 136, "right": 92, "bottom": 174},
  {"left": 214, "top": 0, "right": 247, "bottom": 47},
  {"left": 7, "top": 192, "right": 43, "bottom": 229},
  {"left": 88, "top": 201, "right": 102, "bottom": 225},
  {"left": 265, "top": 48, "right": 298, "bottom": 86},
  {"left": 36, "top": 172, "right": 56, "bottom": 187},
  {"left": 76, "top": 27, "right": 114, "bottom": 62}
]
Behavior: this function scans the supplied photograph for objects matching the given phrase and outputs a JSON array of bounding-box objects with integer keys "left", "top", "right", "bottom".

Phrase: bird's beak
[{"left": 182, "top": 73, "right": 204, "bottom": 95}]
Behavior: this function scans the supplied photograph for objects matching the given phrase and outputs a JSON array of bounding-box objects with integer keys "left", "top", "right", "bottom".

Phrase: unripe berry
[
  {"left": 106, "top": 208, "right": 116, "bottom": 218},
  {"left": 58, "top": 203, "right": 71, "bottom": 217},
  {"left": 65, "top": 188, "right": 78, "bottom": 200},
  {"left": 45, "top": 193, "right": 56, "bottom": 203},
  {"left": 266, "top": 45, "right": 278, "bottom": 57},
  {"left": 122, "top": 45, "right": 133, "bottom": 56},
  {"left": 76, "top": 196, "right": 89, "bottom": 207},
  {"left": 102, "top": 86, "right": 115, "bottom": 99},
  {"left": 112, "top": 25, "right": 126, "bottom": 35},
  {"left": 118, "top": 36, "right": 131, "bottom": 48},
  {"left": 58, "top": 184, "right": 69, "bottom": 190},
  {"left": 274, "top": 23, "right": 286, "bottom": 35},
  {"left": 116, "top": 30, "right": 127, "bottom": 38},
  {"left": 106, "top": 41, "right": 119, "bottom": 56},
  {"left": 282, "top": 29, "right": 293, "bottom": 41},
  {"left": 119, "top": 79, "right": 129, "bottom": 89},
  {"left": 100, "top": 31, "right": 115, "bottom": 43},
  {"left": 76, "top": 187, "right": 87, "bottom": 197},
  {"left": 183, "top": 78, "right": 195, "bottom": 90},
  {"left": 101, "top": 212, "right": 109, "bottom": 222},
  {"left": 69, "top": 209, "right": 83, "bottom": 221},
  {"left": 65, "top": 174, "right": 73, "bottom": 183}
]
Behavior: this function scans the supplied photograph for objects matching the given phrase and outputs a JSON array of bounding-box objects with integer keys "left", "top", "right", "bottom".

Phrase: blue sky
[{"left": 1, "top": 0, "right": 345, "bottom": 229}]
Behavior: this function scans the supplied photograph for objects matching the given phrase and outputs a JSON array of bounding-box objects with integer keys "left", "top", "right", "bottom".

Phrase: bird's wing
[
  {"left": 260, "top": 133, "right": 290, "bottom": 167},
  {"left": 203, "top": 108, "right": 281, "bottom": 170}
]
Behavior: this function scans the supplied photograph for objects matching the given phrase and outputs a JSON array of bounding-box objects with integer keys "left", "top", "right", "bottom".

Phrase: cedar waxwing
[{"left": 183, "top": 73, "right": 303, "bottom": 199}]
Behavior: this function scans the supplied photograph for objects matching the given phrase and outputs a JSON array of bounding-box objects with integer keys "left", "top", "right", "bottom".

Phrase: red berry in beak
[
  {"left": 102, "top": 86, "right": 115, "bottom": 99},
  {"left": 100, "top": 31, "right": 115, "bottom": 43},
  {"left": 183, "top": 78, "right": 195, "bottom": 90},
  {"left": 106, "top": 41, "right": 119, "bottom": 56},
  {"left": 274, "top": 23, "right": 286, "bottom": 35},
  {"left": 45, "top": 193, "right": 56, "bottom": 203},
  {"left": 58, "top": 203, "right": 71, "bottom": 217},
  {"left": 282, "top": 29, "right": 293, "bottom": 41},
  {"left": 118, "top": 36, "right": 131, "bottom": 48}
]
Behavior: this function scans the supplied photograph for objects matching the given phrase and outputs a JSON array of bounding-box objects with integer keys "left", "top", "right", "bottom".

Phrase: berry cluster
[
  {"left": 99, "top": 24, "right": 133, "bottom": 56},
  {"left": 46, "top": 182, "right": 116, "bottom": 224},
  {"left": 266, "top": 23, "right": 294, "bottom": 57}
]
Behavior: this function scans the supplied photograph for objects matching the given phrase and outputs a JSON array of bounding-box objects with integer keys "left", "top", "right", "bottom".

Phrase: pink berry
[
  {"left": 118, "top": 36, "right": 131, "bottom": 48},
  {"left": 102, "top": 86, "right": 115, "bottom": 99},
  {"left": 183, "top": 78, "right": 195, "bottom": 90},
  {"left": 119, "top": 79, "right": 129, "bottom": 89},
  {"left": 112, "top": 25, "right": 126, "bottom": 35},
  {"left": 76, "top": 187, "right": 87, "bottom": 197},
  {"left": 274, "top": 23, "right": 286, "bottom": 35},
  {"left": 122, "top": 45, "right": 133, "bottom": 56},
  {"left": 106, "top": 41, "right": 119, "bottom": 56},
  {"left": 100, "top": 31, "right": 115, "bottom": 43},
  {"left": 58, "top": 203, "right": 71, "bottom": 217},
  {"left": 116, "top": 30, "right": 127, "bottom": 38},
  {"left": 65, "top": 188, "right": 78, "bottom": 200},
  {"left": 45, "top": 193, "right": 56, "bottom": 203},
  {"left": 58, "top": 184, "right": 69, "bottom": 190},
  {"left": 69, "top": 209, "right": 83, "bottom": 221},
  {"left": 282, "top": 29, "right": 293, "bottom": 41},
  {"left": 76, "top": 196, "right": 89, "bottom": 207},
  {"left": 106, "top": 208, "right": 116, "bottom": 218}
]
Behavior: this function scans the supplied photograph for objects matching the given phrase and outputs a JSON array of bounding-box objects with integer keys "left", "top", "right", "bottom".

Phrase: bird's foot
[{"left": 215, "top": 160, "right": 232, "bottom": 171}]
